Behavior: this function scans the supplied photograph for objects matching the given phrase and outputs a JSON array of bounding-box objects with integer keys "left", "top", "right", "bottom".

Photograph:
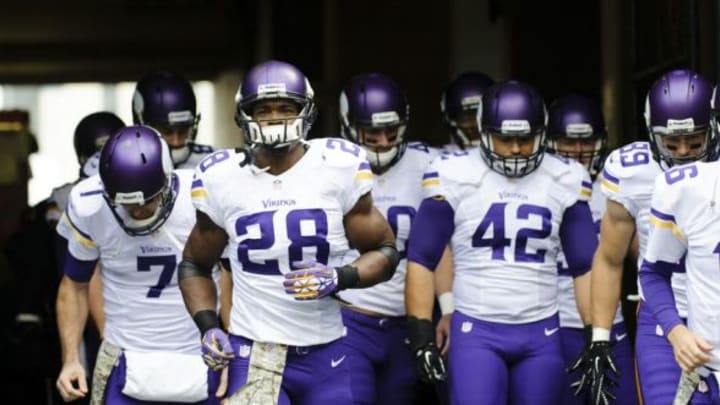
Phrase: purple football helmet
[
  {"left": 644, "top": 69, "right": 717, "bottom": 166},
  {"left": 132, "top": 71, "right": 200, "bottom": 164},
  {"left": 74, "top": 111, "right": 125, "bottom": 165},
  {"left": 547, "top": 95, "right": 607, "bottom": 178},
  {"left": 234, "top": 60, "right": 317, "bottom": 149},
  {"left": 478, "top": 80, "right": 547, "bottom": 177},
  {"left": 339, "top": 72, "right": 409, "bottom": 171},
  {"left": 99, "top": 125, "right": 176, "bottom": 236},
  {"left": 441, "top": 72, "right": 495, "bottom": 149}
]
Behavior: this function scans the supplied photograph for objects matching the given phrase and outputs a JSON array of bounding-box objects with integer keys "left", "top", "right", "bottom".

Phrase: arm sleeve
[
  {"left": 639, "top": 173, "right": 688, "bottom": 333},
  {"left": 406, "top": 197, "right": 455, "bottom": 271},
  {"left": 639, "top": 258, "right": 684, "bottom": 334},
  {"left": 342, "top": 160, "right": 374, "bottom": 214},
  {"left": 56, "top": 198, "right": 99, "bottom": 262},
  {"left": 64, "top": 250, "right": 98, "bottom": 282},
  {"left": 191, "top": 171, "right": 225, "bottom": 227},
  {"left": 559, "top": 200, "right": 597, "bottom": 277}
]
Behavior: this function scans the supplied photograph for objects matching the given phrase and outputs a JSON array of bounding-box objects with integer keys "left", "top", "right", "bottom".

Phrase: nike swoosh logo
[
  {"left": 615, "top": 333, "right": 627, "bottom": 342},
  {"left": 544, "top": 327, "right": 559, "bottom": 336},
  {"left": 331, "top": 355, "right": 346, "bottom": 368}
]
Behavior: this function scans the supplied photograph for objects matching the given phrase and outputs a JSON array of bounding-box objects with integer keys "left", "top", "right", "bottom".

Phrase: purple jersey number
[
  {"left": 235, "top": 209, "right": 330, "bottom": 275},
  {"left": 664, "top": 164, "right": 698, "bottom": 185},
  {"left": 137, "top": 255, "right": 177, "bottom": 298},
  {"left": 619, "top": 143, "right": 650, "bottom": 167},
  {"left": 472, "top": 202, "right": 552, "bottom": 263}
]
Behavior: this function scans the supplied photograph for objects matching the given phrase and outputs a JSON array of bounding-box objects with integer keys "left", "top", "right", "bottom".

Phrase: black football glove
[
  {"left": 568, "top": 334, "right": 619, "bottom": 405},
  {"left": 408, "top": 316, "right": 447, "bottom": 383}
]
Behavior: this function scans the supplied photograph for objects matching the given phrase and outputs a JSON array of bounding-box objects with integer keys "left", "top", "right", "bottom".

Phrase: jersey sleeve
[
  {"left": 644, "top": 173, "right": 687, "bottom": 264},
  {"left": 598, "top": 144, "right": 653, "bottom": 217},
  {"left": 420, "top": 154, "right": 467, "bottom": 210},
  {"left": 56, "top": 192, "right": 99, "bottom": 262},
  {"left": 342, "top": 159, "right": 374, "bottom": 214},
  {"left": 318, "top": 138, "right": 374, "bottom": 214},
  {"left": 191, "top": 150, "right": 233, "bottom": 227}
]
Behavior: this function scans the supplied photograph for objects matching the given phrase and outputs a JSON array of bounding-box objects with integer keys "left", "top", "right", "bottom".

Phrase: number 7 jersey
[
  {"left": 57, "top": 170, "right": 205, "bottom": 354},
  {"left": 191, "top": 138, "right": 374, "bottom": 346}
]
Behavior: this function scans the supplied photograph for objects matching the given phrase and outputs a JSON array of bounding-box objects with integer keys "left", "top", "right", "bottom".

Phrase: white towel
[{"left": 122, "top": 351, "right": 208, "bottom": 403}]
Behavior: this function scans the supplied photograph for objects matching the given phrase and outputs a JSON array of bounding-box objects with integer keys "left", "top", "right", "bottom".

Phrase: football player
[
  {"left": 178, "top": 60, "right": 398, "bottom": 404},
  {"left": 546, "top": 94, "right": 636, "bottom": 405},
  {"left": 406, "top": 80, "right": 596, "bottom": 405},
  {"left": 337, "top": 72, "right": 440, "bottom": 404},
  {"left": 639, "top": 113, "right": 720, "bottom": 403},
  {"left": 578, "top": 69, "right": 716, "bottom": 405},
  {"left": 440, "top": 72, "right": 495, "bottom": 151},
  {"left": 132, "top": 71, "right": 213, "bottom": 169},
  {"left": 55, "top": 126, "right": 221, "bottom": 404}
]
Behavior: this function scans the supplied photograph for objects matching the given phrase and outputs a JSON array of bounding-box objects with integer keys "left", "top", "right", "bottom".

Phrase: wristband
[
  {"left": 592, "top": 326, "right": 611, "bottom": 342},
  {"left": 438, "top": 292, "right": 454, "bottom": 315}
]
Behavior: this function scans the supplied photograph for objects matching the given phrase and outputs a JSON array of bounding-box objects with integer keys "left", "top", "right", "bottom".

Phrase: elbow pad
[
  {"left": 178, "top": 259, "right": 214, "bottom": 281},
  {"left": 377, "top": 243, "right": 400, "bottom": 280}
]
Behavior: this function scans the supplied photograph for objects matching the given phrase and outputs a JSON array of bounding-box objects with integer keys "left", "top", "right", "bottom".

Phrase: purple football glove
[
  {"left": 283, "top": 260, "right": 338, "bottom": 301},
  {"left": 201, "top": 327, "right": 234, "bottom": 371}
]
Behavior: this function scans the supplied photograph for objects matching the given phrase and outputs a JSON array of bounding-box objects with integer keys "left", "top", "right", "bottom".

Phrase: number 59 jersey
[
  {"left": 601, "top": 141, "right": 687, "bottom": 317},
  {"left": 191, "top": 138, "right": 374, "bottom": 346},
  {"left": 57, "top": 170, "right": 204, "bottom": 354},
  {"left": 645, "top": 160, "right": 720, "bottom": 370},
  {"left": 423, "top": 150, "right": 592, "bottom": 324}
]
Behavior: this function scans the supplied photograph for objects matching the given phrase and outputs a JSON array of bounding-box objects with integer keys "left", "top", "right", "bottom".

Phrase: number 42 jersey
[
  {"left": 191, "top": 138, "right": 374, "bottom": 346},
  {"left": 423, "top": 151, "right": 593, "bottom": 324}
]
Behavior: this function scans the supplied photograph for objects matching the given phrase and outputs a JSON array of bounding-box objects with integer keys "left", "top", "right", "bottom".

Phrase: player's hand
[
  {"left": 409, "top": 316, "right": 447, "bottom": 383},
  {"left": 435, "top": 314, "right": 452, "bottom": 357},
  {"left": 568, "top": 340, "right": 619, "bottom": 405},
  {"left": 202, "top": 327, "right": 234, "bottom": 371},
  {"left": 56, "top": 361, "right": 88, "bottom": 402},
  {"left": 668, "top": 324, "right": 713, "bottom": 372},
  {"left": 283, "top": 261, "right": 338, "bottom": 301},
  {"left": 413, "top": 341, "right": 447, "bottom": 383}
]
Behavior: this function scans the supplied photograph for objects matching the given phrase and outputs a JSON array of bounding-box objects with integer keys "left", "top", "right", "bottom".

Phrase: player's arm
[
  {"left": 434, "top": 247, "right": 454, "bottom": 354},
  {"left": 178, "top": 210, "right": 228, "bottom": 334},
  {"left": 591, "top": 199, "right": 635, "bottom": 332},
  {"left": 55, "top": 253, "right": 97, "bottom": 402},
  {"left": 405, "top": 196, "right": 454, "bottom": 382},
  {"left": 343, "top": 192, "right": 398, "bottom": 287},
  {"left": 639, "top": 185, "right": 711, "bottom": 372},
  {"left": 559, "top": 200, "right": 598, "bottom": 326},
  {"left": 87, "top": 264, "right": 104, "bottom": 337},
  {"left": 218, "top": 261, "right": 232, "bottom": 331}
]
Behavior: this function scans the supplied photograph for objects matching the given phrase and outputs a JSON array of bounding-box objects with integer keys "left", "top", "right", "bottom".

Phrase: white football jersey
[
  {"left": 338, "top": 142, "right": 438, "bottom": 316},
  {"left": 57, "top": 170, "right": 203, "bottom": 354},
  {"left": 422, "top": 150, "right": 592, "bottom": 324},
  {"left": 600, "top": 141, "right": 687, "bottom": 317},
  {"left": 557, "top": 177, "right": 623, "bottom": 328},
  {"left": 192, "top": 138, "right": 373, "bottom": 346},
  {"left": 644, "top": 160, "right": 720, "bottom": 369},
  {"left": 175, "top": 142, "right": 214, "bottom": 170}
]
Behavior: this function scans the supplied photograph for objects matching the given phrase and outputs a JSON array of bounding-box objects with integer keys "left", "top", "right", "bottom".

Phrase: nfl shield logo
[{"left": 238, "top": 344, "right": 251, "bottom": 358}]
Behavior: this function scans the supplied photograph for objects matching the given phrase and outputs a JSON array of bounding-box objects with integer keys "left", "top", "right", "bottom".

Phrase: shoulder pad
[
  {"left": 312, "top": 138, "right": 368, "bottom": 169},
  {"left": 67, "top": 175, "right": 105, "bottom": 218}
]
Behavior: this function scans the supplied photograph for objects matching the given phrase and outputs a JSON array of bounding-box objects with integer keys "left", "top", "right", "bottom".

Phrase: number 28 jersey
[
  {"left": 57, "top": 170, "right": 203, "bottom": 354},
  {"left": 423, "top": 150, "right": 592, "bottom": 324},
  {"left": 192, "top": 138, "right": 373, "bottom": 346}
]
